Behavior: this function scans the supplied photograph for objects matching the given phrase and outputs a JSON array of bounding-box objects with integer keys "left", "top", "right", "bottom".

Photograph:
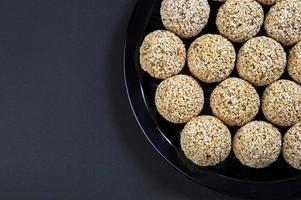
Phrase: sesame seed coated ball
[
  {"left": 187, "top": 34, "right": 236, "bottom": 83},
  {"left": 160, "top": 0, "right": 210, "bottom": 38},
  {"left": 139, "top": 30, "right": 186, "bottom": 79},
  {"left": 237, "top": 36, "right": 286, "bottom": 86},
  {"left": 257, "top": 0, "right": 280, "bottom": 5},
  {"left": 216, "top": 0, "right": 264, "bottom": 43},
  {"left": 262, "top": 80, "right": 301, "bottom": 127},
  {"left": 210, "top": 78, "right": 260, "bottom": 126},
  {"left": 283, "top": 123, "right": 301, "bottom": 170},
  {"left": 180, "top": 115, "right": 232, "bottom": 167},
  {"left": 288, "top": 41, "right": 301, "bottom": 84},
  {"left": 265, "top": 0, "right": 301, "bottom": 46},
  {"left": 233, "top": 121, "right": 282, "bottom": 168},
  {"left": 155, "top": 75, "right": 204, "bottom": 124}
]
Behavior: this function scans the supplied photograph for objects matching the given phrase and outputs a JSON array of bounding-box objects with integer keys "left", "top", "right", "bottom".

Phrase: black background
[{"left": 0, "top": 0, "right": 297, "bottom": 199}]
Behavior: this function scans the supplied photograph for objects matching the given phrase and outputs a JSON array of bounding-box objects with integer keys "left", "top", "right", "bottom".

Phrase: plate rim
[{"left": 123, "top": 0, "right": 301, "bottom": 198}]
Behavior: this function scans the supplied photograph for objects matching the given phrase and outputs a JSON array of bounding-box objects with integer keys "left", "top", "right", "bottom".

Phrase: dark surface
[{"left": 0, "top": 0, "right": 296, "bottom": 199}]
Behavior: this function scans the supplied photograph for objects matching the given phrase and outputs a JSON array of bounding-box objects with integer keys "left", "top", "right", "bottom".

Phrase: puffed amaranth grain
[
  {"left": 216, "top": 0, "right": 264, "bottom": 43},
  {"left": 210, "top": 77, "right": 260, "bottom": 126},
  {"left": 288, "top": 41, "right": 301, "bottom": 84},
  {"left": 265, "top": 0, "right": 301, "bottom": 46},
  {"left": 283, "top": 123, "right": 301, "bottom": 170},
  {"left": 155, "top": 75, "right": 204, "bottom": 124},
  {"left": 188, "top": 34, "right": 236, "bottom": 83},
  {"left": 237, "top": 36, "right": 286, "bottom": 86},
  {"left": 233, "top": 121, "right": 282, "bottom": 168},
  {"left": 180, "top": 115, "right": 231, "bottom": 167},
  {"left": 160, "top": 0, "right": 210, "bottom": 38},
  {"left": 262, "top": 80, "right": 301, "bottom": 127},
  {"left": 139, "top": 30, "right": 186, "bottom": 79}
]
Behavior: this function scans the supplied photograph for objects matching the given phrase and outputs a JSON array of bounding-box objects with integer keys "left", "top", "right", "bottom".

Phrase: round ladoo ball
[
  {"left": 283, "top": 123, "right": 301, "bottom": 170},
  {"left": 180, "top": 115, "right": 232, "bottom": 167},
  {"left": 210, "top": 78, "right": 260, "bottom": 126},
  {"left": 160, "top": 0, "right": 210, "bottom": 38},
  {"left": 265, "top": 0, "right": 301, "bottom": 46},
  {"left": 237, "top": 36, "right": 286, "bottom": 86},
  {"left": 139, "top": 30, "right": 186, "bottom": 79},
  {"left": 155, "top": 75, "right": 204, "bottom": 124},
  {"left": 187, "top": 34, "right": 236, "bottom": 83},
  {"left": 262, "top": 80, "right": 301, "bottom": 127},
  {"left": 216, "top": 0, "right": 264, "bottom": 43},
  {"left": 288, "top": 41, "right": 301, "bottom": 84},
  {"left": 233, "top": 121, "right": 282, "bottom": 168}
]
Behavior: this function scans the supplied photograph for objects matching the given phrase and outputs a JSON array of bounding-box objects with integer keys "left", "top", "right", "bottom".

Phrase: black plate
[{"left": 124, "top": 0, "right": 301, "bottom": 198}]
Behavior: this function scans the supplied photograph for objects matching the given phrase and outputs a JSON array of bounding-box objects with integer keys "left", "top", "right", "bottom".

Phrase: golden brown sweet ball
[
  {"left": 155, "top": 75, "right": 204, "bottom": 124},
  {"left": 216, "top": 0, "right": 264, "bottom": 43},
  {"left": 237, "top": 36, "right": 286, "bottom": 86},
  {"left": 288, "top": 41, "right": 301, "bottom": 84},
  {"left": 210, "top": 78, "right": 260, "bottom": 126},
  {"left": 233, "top": 121, "right": 282, "bottom": 168},
  {"left": 187, "top": 34, "right": 236, "bottom": 83},
  {"left": 160, "top": 0, "right": 210, "bottom": 38},
  {"left": 262, "top": 80, "right": 301, "bottom": 127},
  {"left": 180, "top": 115, "right": 231, "bottom": 167},
  {"left": 283, "top": 123, "right": 301, "bottom": 170},
  {"left": 265, "top": 0, "right": 301, "bottom": 46},
  {"left": 139, "top": 30, "right": 186, "bottom": 79}
]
